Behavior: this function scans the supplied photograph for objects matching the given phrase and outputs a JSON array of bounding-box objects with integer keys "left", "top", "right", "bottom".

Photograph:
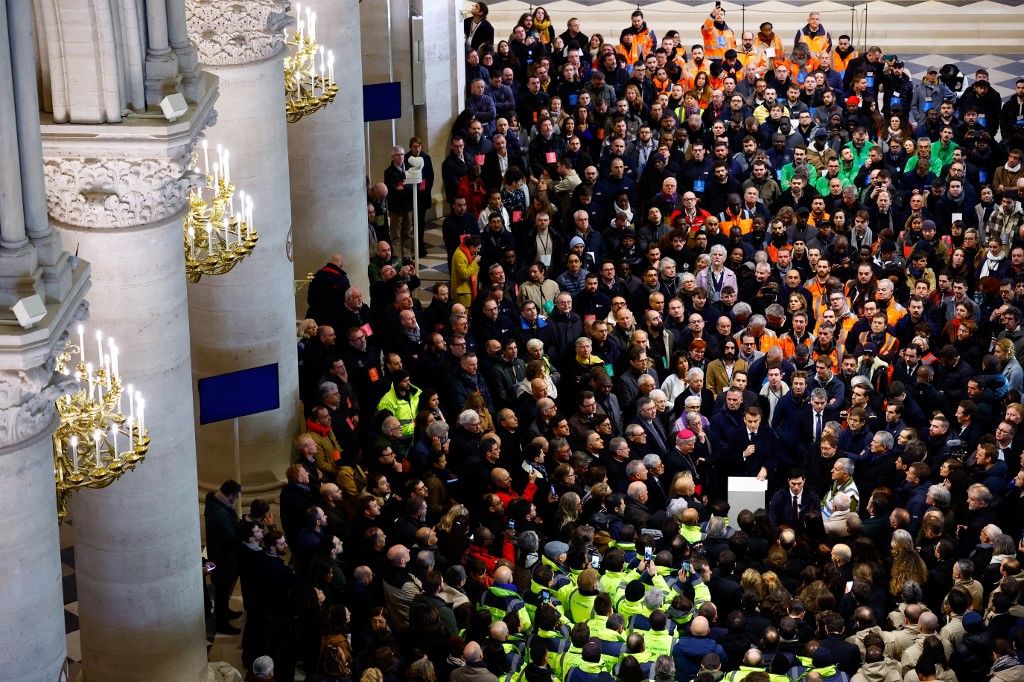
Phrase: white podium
[{"left": 727, "top": 477, "right": 768, "bottom": 530}]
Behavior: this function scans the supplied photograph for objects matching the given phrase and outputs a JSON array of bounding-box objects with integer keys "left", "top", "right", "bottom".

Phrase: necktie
[
  {"left": 815, "top": 413, "right": 823, "bottom": 441},
  {"left": 792, "top": 495, "right": 800, "bottom": 522},
  {"left": 749, "top": 431, "right": 755, "bottom": 443}
]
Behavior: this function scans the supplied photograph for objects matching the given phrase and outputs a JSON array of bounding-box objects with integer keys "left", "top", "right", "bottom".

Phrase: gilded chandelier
[
  {"left": 283, "top": 3, "right": 337, "bottom": 123},
  {"left": 184, "top": 140, "right": 259, "bottom": 283},
  {"left": 53, "top": 324, "right": 150, "bottom": 521}
]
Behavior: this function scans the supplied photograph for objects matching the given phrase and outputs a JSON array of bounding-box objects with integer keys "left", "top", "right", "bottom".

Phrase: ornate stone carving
[
  {"left": 186, "top": 0, "right": 292, "bottom": 66},
  {"left": 43, "top": 150, "right": 203, "bottom": 229},
  {"left": 0, "top": 327, "right": 81, "bottom": 450}
]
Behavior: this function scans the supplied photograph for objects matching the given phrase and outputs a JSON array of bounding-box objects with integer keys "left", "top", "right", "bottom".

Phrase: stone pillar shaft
[
  {"left": 42, "top": 75, "right": 218, "bottom": 681},
  {"left": 186, "top": 0, "right": 300, "bottom": 493},
  {"left": 288, "top": 0, "right": 369, "bottom": 298},
  {"left": 0, "top": 0, "right": 27, "bottom": 249},
  {"left": 66, "top": 210, "right": 208, "bottom": 682},
  {"left": 0, "top": 417, "right": 68, "bottom": 681}
]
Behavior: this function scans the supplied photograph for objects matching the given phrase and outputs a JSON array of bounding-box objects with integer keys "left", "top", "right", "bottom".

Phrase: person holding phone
[{"left": 701, "top": 2, "right": 736, "bottom": 62}]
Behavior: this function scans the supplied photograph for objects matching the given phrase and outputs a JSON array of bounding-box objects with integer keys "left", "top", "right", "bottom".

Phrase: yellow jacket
[{"left": 451, "top": 244, "right": 479, "bottom": 307}]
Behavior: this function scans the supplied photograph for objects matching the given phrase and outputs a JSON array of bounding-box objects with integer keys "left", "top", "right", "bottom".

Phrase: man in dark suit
[
  {"left": 631, "top": 396, "right": 669, "bottom": 457},
  {"left": 767, "top": 468, "right": 821, "bottom": 529},
  {"left": 726, "top": 406, "right": 777, "bottom": 480},
  {"left": 709, "top": 549, "right": 744, "bottom": 617},
  {"left": 814, "top": 610, "right": 863, "bottom": 676}
]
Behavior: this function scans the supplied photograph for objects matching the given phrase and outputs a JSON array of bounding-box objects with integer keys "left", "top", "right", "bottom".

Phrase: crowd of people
[{"left": 204, "top": 3, "right": 1024, "bottom": 682}]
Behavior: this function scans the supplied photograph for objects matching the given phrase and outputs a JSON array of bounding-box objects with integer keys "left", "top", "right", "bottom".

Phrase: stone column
[
  {"left": 360, "top": 0, "right": 413, "bottom": 176},
  {"left": 410, "top": 0, "right": 464, "bottom": 218},
  {"left": 0, "top": 1, "right": 90, "bottom": 677},
  {"left": 0, "top": 3, "right": 89, "bottom": 656},
  {"left": 186, "top": 0, "right": 301, "bottom": 493},
  {"left": 0, "top": 288, "right": 88, "bottom": 682},
  {"left": 287, "top": 0, "right": 369, "bottom": 301},
  {"left": 41, "top": 78, "right": 218, "bottom": 681}
]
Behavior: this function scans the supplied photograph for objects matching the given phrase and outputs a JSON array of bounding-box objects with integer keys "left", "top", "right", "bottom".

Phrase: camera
[{"left": 402, "top": 257, "right": 413, "bottom": 267}]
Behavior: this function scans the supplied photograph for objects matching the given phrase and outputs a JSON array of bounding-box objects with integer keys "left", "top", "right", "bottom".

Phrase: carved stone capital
[
  {"left": 40, "top": 75, "right": 219, "bottom": 229},
  {"left": 186, "top": 0, "right": 292, "bottom": 66},
  {"left": 0, "top": 303, "right": 85, "bottom": 450},
  {"left": 43, "top": 153, "right": 201, "bottom": 229}
]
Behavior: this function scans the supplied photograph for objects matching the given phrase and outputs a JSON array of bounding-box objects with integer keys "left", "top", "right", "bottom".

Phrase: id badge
[{"left": 694, "top": 179, "right": 705, "bottom": 192}]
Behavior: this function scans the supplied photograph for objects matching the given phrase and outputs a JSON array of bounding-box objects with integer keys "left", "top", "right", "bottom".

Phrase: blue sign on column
[{"left": 363, "top": 82, "right": 403, "bottom": 122}]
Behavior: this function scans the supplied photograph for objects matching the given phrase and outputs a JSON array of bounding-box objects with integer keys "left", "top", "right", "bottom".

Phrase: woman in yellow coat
[{"left": 451, "top": 234, "right": 481, "bottom": 308}]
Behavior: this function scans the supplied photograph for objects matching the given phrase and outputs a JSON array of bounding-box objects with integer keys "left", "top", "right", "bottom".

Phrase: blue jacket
[{"left": 673, "top": 635, "right": 727, "bottom": 682}]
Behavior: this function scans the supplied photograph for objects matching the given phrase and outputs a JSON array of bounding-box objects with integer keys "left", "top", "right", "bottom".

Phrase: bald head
[
  {"left": 387, "top": 544, "right": 410, "bottom": 567},
  {"left": 919, "top": 611, "right": 939, "bottom": 633},
  {"left": 490, "top": 621, "right": 509, "bottom": 641},
  {"left": 464, "top": 641, "right": 484, "bottom": 663},
  {"left": 691, "top": 616, "right": 710, "bottom": 636},
  {"left": 493, "top": 566, "right": 513, "bottom": 584}
]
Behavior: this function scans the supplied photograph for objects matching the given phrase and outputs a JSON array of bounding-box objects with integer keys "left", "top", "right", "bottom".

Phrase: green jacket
[
  {"left": 558, "top": 585, "right": 599, "bottom": 623},
  {"left": 480, "top": 584, "right": 532, "bottom": 631},
  {"left": 599, "top": 569, "right": 637, "bottom": 596},
  {"left": 723, "top": 666, "right": 790, "bottom": 682},
  {"left": 376, "top": 383, "right": 421, "bottom": 437}
]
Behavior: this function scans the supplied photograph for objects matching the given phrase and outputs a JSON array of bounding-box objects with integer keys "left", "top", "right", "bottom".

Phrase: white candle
[
  {"left": 202, "top": 139, "right": 209, "bottom": 174},
  {"left": 125, "top": 417, "right": 133, "bottom": 450},
  {"left": 95, "top": 330, "right": 103, "bottom": 368},
  {"left": 311, "top": 11, "right": 316, "bottom": 42},
  {"left": 127, "top": 384, "right": 135, "bottom": 423},
  {"left": 319, "top": 45, "right": 325, "bottom": 80},
  {"left": 110, "top": 425, "right": 119, "bottom": 461},
  {"left": 246, "top": 198, "right": 253, "bottom": 238},
  {"left": 70, "top": 436, "right": 79, "bottom": 473},
  {"left": 223, "top": 214, "right": 229, "bottom": 246},
  {"left": 93, "top": 429, "right": 102, "bottom": 467},
  {"left": 104, "top": 354, "right": 111, "bottom": 390},
  {"left": 111, "top": 343, "right": 118, "bottom": 379},
  {"left": 77, "top": 324, "right": 85, "bottom": 357},
  {"left": 328, "top": 51, "right": 335, "bottom": 83},
  {"left": 211, "top": 162, "right": 219, "bottom": 188},
  {"left": 86, "top": 363, "right": 95, "bottom": 400},
  {"left": 216, "top": 143, "right": 223, "bottom": 170},
  {"left": 223, "top": 149, "right": 230, "bottom": 184},
  {"left": 205, "top": 221, "right": 213, "bottom": 250},
  {"left": 137, "top": 398, "right": 145, "bottom": 447}
]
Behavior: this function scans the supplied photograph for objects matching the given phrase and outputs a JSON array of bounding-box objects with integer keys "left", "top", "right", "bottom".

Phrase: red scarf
[{"left": 305, "top": 418, "right": 332, "bottom": 437}]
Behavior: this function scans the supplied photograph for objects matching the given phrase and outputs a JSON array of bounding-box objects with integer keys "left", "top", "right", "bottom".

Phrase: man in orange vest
[
  {"left": 831, "top": 34, "right": 858, "bottom": 77},
  {"left": 620, "top": 10, "right": 657, "bottom": 64},
  {"left": 794, "top": 12, "right": 832, "bottom": 67},
  {"left": 701, "top": 3, "right": 736, "bottom": 62}
]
